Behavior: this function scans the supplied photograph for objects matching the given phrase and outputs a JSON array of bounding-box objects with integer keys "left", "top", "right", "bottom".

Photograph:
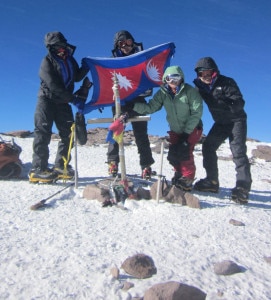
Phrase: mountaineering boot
[
  {"left": 172, "top": 172, "right": 193, "bottom": 191},
  {"left": 142, "top": 166, "right": 152, "bottom": 180},
  {"left": 108, "top": 161, "right": 118, "bottom": 177},
  {"left": 171, "top": 171, "right": 182, "bottom": 186},
  {"left": 231, "top": 187, "right": 249, "bottom": 204},
  {"left": 194, "top": 178, "right": 219, "bottom": 193},
  {"left": 54, "top": 165, "right": 75, "bottom": 180},
  {"left": 28, "top": 168, "right": 58, "bottom": 183}
]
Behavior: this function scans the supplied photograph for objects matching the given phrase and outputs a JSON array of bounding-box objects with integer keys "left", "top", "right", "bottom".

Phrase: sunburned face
[{"left": 198, "top": 69, "right": 216, "bottom": 84}]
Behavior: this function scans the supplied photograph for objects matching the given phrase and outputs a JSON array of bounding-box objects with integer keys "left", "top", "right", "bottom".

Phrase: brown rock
[
  {"left": 136, "top": 186, "right": 151, "bottom": 200},
  {"left": 252, "top": 145, "right": 271, "bottom": 161},
  {"left": 144, "top": 281, "right": 206, "bottom": 300},
  {"left": 110, "top": 265, "right": 119, "bottom": 279},
  {"left": 214, "top": 260, "right": 243, "bottom": 275},
  {"left": 263, "top": 256, "right": 271, "bottom": 264},
  {"left": 165, "top": 185, "right": 187, "bottom": 205},
  {"left": 184, "top": 192, "right": 201, "bottom": 209},
  {"left": 83, "top": 184, "right": 110, "bottom": 203},
  {"left": 121, "top": 281, "right": 134, "bottom": 291},
  {"left": 229, "top": 219, "right": 245, "bottom": 226},
  {"left": 121, "top": 253, "right": 157, "bottom": 279},
  {"left": 3, "top": 130, "right": 32, "bottom": 138}
]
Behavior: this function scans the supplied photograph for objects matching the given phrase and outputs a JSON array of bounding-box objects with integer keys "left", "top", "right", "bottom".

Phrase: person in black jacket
[
  {"left": 107, "top": 30, "right": 154, "bottom": 179},
  {"left": 193, "top": 57, "right": 252, "bottom": 204},
  {"left": 29, "top": 31, "right": 90, "bottom": 183}
]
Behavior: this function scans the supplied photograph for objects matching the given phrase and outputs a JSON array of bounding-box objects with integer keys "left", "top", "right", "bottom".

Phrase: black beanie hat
[
  {"left": 194, "top": 57, "right": 219, "bottom": 72},
  {"left": 113, "top": 30, "right": 135, "bottom": 48}
]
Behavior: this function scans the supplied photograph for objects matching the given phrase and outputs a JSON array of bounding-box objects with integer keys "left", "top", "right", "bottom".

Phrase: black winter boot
[
  {"left": 231, "top": 187, "right": 249, "bottom": 204},
  {"left": 194, "top": 178, "right": 219, "bottom": 193},
  {"left": 172, "top": 172, "right": 193, "bottom": 191}
]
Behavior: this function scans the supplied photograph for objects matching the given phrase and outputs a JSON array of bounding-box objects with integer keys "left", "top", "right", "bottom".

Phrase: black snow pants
[
  {"left": 32, "top": 99, "right": 74, "bottom": 170},
  {"left": 202, "top": 120, "right": 252, "bottom": 190}
]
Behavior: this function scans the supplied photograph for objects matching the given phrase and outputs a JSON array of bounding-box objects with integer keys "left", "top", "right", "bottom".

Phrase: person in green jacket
[{"left": 131, "top": 65, "right": 203, "bottom": 191}]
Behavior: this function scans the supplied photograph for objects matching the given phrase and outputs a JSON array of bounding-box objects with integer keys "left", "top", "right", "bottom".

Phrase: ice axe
[{"left": 30, "top": 182, "right": 74, "bottom": 210}]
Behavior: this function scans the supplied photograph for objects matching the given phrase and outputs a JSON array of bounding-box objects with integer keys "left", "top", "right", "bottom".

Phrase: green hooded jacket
[{"left": 133, "top": 66, "right": 203, "bottom": 134}]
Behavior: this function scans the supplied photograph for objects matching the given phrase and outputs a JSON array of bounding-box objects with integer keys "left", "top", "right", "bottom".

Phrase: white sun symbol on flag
[
  {"left": 111, "top": 72, "right": 132, "bottom": 91},
  {"left": 146, "top": 60, "right": 161, "bottom": 82}
]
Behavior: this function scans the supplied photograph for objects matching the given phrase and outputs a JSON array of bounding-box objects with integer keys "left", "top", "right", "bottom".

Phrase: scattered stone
[
  {"left": 229, "top": 219, "right": 245, "bottom": 226},
  {"left": 150, "top": 182, "right": 201, "bottom": 208},
  {"left": 164, "top": 185, "right": 187, "bottom": 205},
  {"left": 252, "top": 145, "right": 271, "bottom": 161},
  {"left": 136, "top": 186, "right": 151, "bottom": 200},
  {"left": 183, "top": 192, "right": 201, "bottom": 209},
  {"left": 150, "top": 180, "right": 171, "bottom": 200},
  {"left": 218, "top": 155, "right": 232, "bottom": 161},
  {"left": 144, "top": 281, "right": 206, "bottom": 300},
  {"left": 110, "top": 265, "right": 119, "bottom": 279},
  {"left": 83, "top": 184, "right": 110, "bottom": 203},
  {"left": 1, "top": 130, "right": 32, "bottom": 138},
  {"left": 121, "top": 253, "right": 157, "bottom": 279},
  {"left": 214, "top": 260, "right": 243, "bottom": 275},
  {"left": 83, "top": 178, "right": 137, "bottom": 202},
  {"left": 121, "top": 281, "right": 134, "bottom": 291},
  {"left": 217, "top": 290, "right": 224, "bottom": 297},
  {"left": 263, "top": 256, "right": 271, "bottom": 264}
]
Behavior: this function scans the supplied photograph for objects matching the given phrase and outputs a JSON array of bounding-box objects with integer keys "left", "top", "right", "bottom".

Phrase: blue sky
[{"left": 0, "top": 0, "right": 270, "bottom": 142}]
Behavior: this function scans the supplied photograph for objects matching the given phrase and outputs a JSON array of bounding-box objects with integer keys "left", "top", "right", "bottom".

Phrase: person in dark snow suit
[
  {"left": 29, "top": 31, "right": 89, "bottom": 183},
  {"left": 107, "top": 30, "right": 154, "bottom": 179},
  {"left": 132, "top": 65, "right": 203, "bottom": 191},
  {"left": 193, "top": 57, "right": 252, "bottom": 204}
]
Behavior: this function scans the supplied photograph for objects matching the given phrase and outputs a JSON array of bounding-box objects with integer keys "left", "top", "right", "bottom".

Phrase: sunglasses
[
  {"left": 165, "top": 74, "right": 182, "bottom": 84},
  {"left": 197, "top": 70, "right": 216, "bottom": 79},
  {"left": 117, "top": 39, "right": 133, "bottom": 48}
]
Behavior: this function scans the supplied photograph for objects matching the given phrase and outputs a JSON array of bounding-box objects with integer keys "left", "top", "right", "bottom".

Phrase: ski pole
[
  {"left": 30, "top": 182, "right": 74, "bottom": 210},
  {"left": 156, "top": 141, "right": 165, "bottom": 203},
  {"left": 74, "top": 120, "right": 78, "bottom": 189}
]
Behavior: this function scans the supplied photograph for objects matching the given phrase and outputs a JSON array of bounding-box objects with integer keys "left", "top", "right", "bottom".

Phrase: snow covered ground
[{"left": 0, "top": 135, "right": 270, "bottom": 300}]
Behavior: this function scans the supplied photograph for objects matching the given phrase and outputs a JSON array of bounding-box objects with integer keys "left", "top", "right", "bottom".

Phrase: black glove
[
  {"left": 81, "top": 58, "right": 90, "bottom": 71},
  {"left": 179, "top": 132, "right": 189, "bottom": 144},
  {"left": 75, "top": 112, "right": 87, "bottom": 145},
  {"left": 177, "top": 132, "right": 190, "bottom": 161},
  {"left": 177, "top": 141, "right": 190, "bottom": 161},
  {"left": 74, "top": 77, "right": 93, "bottom": 101}
]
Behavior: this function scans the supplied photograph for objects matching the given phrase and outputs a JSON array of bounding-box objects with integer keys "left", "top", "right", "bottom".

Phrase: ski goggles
[
  {"left": 197, "top": 69, "right": 216, "bottom": 79},
  {"left": 117, "top": 39, "right": 133, "bottom": 48},
  {"left": 165, "top": 74, "right": 182, "bottom": 84}
]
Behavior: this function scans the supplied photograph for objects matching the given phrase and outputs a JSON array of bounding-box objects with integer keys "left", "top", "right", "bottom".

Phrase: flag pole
[{"left": 112, "top": 73, "right": 127, "bottom": 182}]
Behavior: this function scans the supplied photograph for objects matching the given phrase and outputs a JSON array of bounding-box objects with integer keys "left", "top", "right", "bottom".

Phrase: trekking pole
[
  {"left": 74, "top": 121, "right": 78, "bottom": 189},
  {"left": 30, "top": 182, "right": 74, "bottom": 210},
  {"left": 156, "top": 141, "right": 165, "bottom": 203}
]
